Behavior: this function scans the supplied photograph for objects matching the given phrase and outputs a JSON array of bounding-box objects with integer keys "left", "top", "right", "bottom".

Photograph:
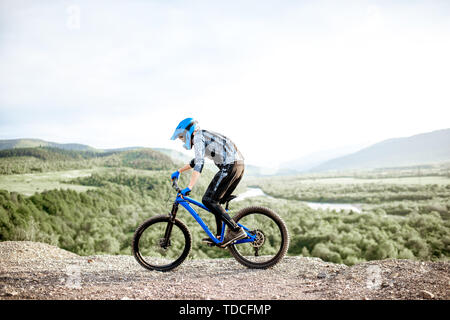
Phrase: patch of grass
[{"left": 0, "top": 169, "right": 97, "bottom": 195}]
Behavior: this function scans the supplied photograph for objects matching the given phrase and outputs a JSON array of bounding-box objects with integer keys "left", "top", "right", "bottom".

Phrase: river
[{"left": 236, "top": 187, "right": 362, "bottom": 213}]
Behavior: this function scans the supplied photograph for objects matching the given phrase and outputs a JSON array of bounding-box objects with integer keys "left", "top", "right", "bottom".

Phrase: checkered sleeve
[{"left": 192, "top": 132, "right": 205, "bottom": 173}]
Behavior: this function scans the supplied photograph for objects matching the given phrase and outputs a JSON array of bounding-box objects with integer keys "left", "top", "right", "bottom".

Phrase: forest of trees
[
  {"left": 0, "top": 148, "right": 449, "bottom": 265},
  {"left": 246, "top": 176, "right": 450, "bottom": 220}
]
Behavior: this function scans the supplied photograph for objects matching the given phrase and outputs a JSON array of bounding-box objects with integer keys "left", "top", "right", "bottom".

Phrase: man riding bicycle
[{"left": 170, "top": 118, "right": 246, "bottom": 247}]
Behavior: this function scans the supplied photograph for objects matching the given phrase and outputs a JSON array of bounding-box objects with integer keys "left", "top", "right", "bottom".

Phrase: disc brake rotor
[
  {"left": 250, "top": 229, "right": 265, "bottom": 248},
  {"left": 159, "top": 238, "right": 171, "bottom": 250}
]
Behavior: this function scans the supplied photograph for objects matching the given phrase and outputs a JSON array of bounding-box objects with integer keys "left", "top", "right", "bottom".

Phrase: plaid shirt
[{"left": 189, "top": 130, "right": 244, "bottom": 173}]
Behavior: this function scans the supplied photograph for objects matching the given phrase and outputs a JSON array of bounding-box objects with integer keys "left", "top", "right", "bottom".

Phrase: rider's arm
[
  {"left": 176, "top": 163, "right": 199, "bottom": 191},
  {"left": 177, "top": 163, "right": 192, "bottom": 174},
  {"left": 187, "top": 131, "right": 205, "bottom": 190},
  {"left": 191, "top": 132, "right": 205, "bottom": 173},
  {"left": 188, "top": 170, "right": 200, "bottom": 190}
]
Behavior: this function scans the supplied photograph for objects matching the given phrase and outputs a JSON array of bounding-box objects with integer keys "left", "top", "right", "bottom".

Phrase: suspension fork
[
  {"left": 162, "top": 202, "right": 179, "bottom": 248},
  {"left": 169, "top": 202, "right": 179, "bottom": 221}
]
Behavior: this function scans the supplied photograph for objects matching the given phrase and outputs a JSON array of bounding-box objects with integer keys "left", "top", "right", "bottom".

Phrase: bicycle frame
[{"left": 174, "top": 194, "right": 256, "bottom": 245}]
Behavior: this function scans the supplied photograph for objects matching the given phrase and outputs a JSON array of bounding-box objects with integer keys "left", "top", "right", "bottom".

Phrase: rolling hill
[
  {"left": 0, "top": 139, "right": 98, "bottom": 151},
  {"left": 4, "top": 128, "right": 449, "bottom": 176},
  {"left": 311, "top": 128, "right": 450, "bottom": 172},
  {"left": 0, "top": 138, "right": 148, "bottom": 153},
  {"left": 0, "top": 145, "right": 176, "bottom": 174},
  {"left": 0, "top": 139, "right": 267, "bottom": 175}
]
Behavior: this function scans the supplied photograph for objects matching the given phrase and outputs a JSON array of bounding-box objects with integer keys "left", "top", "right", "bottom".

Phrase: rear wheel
[
  {"left": 228, "top": 206, "right": 289, "bottom": 269},
  {"left": 132, "top": 215, "right": 191, "bottom": 272}
]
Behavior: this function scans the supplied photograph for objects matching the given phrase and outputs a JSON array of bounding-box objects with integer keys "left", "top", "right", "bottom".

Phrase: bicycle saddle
[
  {"left": 221, "top": 195, "right": 238, "bottom": 211},
  {"left": 220, "top": 195, "right": 237, "bottom": 204}
]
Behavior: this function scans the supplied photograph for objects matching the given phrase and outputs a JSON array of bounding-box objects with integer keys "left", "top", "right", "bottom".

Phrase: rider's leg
[
  {"left": 216, "top": 163, "right": 244, "bottom": 234},
  {"left": 202, "top": 196, "right": 238, "bottom": 235},
  {"left": 202, "top": 162, "right": 244, "bottom": 236},
  {"left": 220, "top": 163, "right": 244, "bottom": 204}
]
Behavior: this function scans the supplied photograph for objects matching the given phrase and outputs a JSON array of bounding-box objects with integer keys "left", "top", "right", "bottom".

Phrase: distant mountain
[
  {"left": 279, "top": 144, "right": 368, "bottom": 173},
  {"left": 0, "top": 139, "right": 98, "bottom": 152},
  {"left": 311, "top": 128, "right": 450, "bottom": 172}
]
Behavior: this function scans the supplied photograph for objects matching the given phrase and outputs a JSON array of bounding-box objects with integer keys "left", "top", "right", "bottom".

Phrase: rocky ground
[{"left": 0, "top": 241, "right": 448, "bottom": 300}]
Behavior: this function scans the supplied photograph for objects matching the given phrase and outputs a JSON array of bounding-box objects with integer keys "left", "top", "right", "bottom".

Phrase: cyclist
[{"left": 170, "top": 118, "right": 246, "bottom": 247}]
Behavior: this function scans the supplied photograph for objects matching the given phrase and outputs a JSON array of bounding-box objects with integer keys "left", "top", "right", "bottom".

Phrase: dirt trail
[{"left": 1, "top": 241, "right": 448, "bottom": 300}]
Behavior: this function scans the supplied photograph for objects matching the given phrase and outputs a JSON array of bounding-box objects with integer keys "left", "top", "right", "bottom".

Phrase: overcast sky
[{"left": 1, "top": 0, "right": 449, "bottom": 168}]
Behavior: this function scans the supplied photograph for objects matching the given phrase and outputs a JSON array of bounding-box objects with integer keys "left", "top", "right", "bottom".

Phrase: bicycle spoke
[
  {"left": 233, "top": 213, "right": 283, "bottom": 263},
  {"left": 228, "top": 206, "right": 289, "bottom": 269},
  {"left": 133, "top": 215, "right": 191, "bottom": 271}
]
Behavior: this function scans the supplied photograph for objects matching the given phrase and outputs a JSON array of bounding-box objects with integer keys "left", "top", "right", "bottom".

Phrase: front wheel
[
  {"left": 132, "top": 215, "right": 191, "bottom": 272},
  {"left": 229, "top": 206, "right": 289, "bottom": 269}
]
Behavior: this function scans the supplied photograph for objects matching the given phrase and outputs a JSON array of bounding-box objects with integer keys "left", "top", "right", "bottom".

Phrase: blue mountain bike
[{"left": 132, "top": 179, "right": 289, "bottom": 272}]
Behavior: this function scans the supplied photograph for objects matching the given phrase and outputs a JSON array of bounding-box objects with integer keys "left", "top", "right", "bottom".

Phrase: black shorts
[{"left": 203, "top": 161, "right": 245, "bottom": 203}]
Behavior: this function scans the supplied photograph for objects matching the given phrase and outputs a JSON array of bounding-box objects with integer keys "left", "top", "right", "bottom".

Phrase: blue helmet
[{"left": 170, "top": 118, "right": 198, "bottom": 150}]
